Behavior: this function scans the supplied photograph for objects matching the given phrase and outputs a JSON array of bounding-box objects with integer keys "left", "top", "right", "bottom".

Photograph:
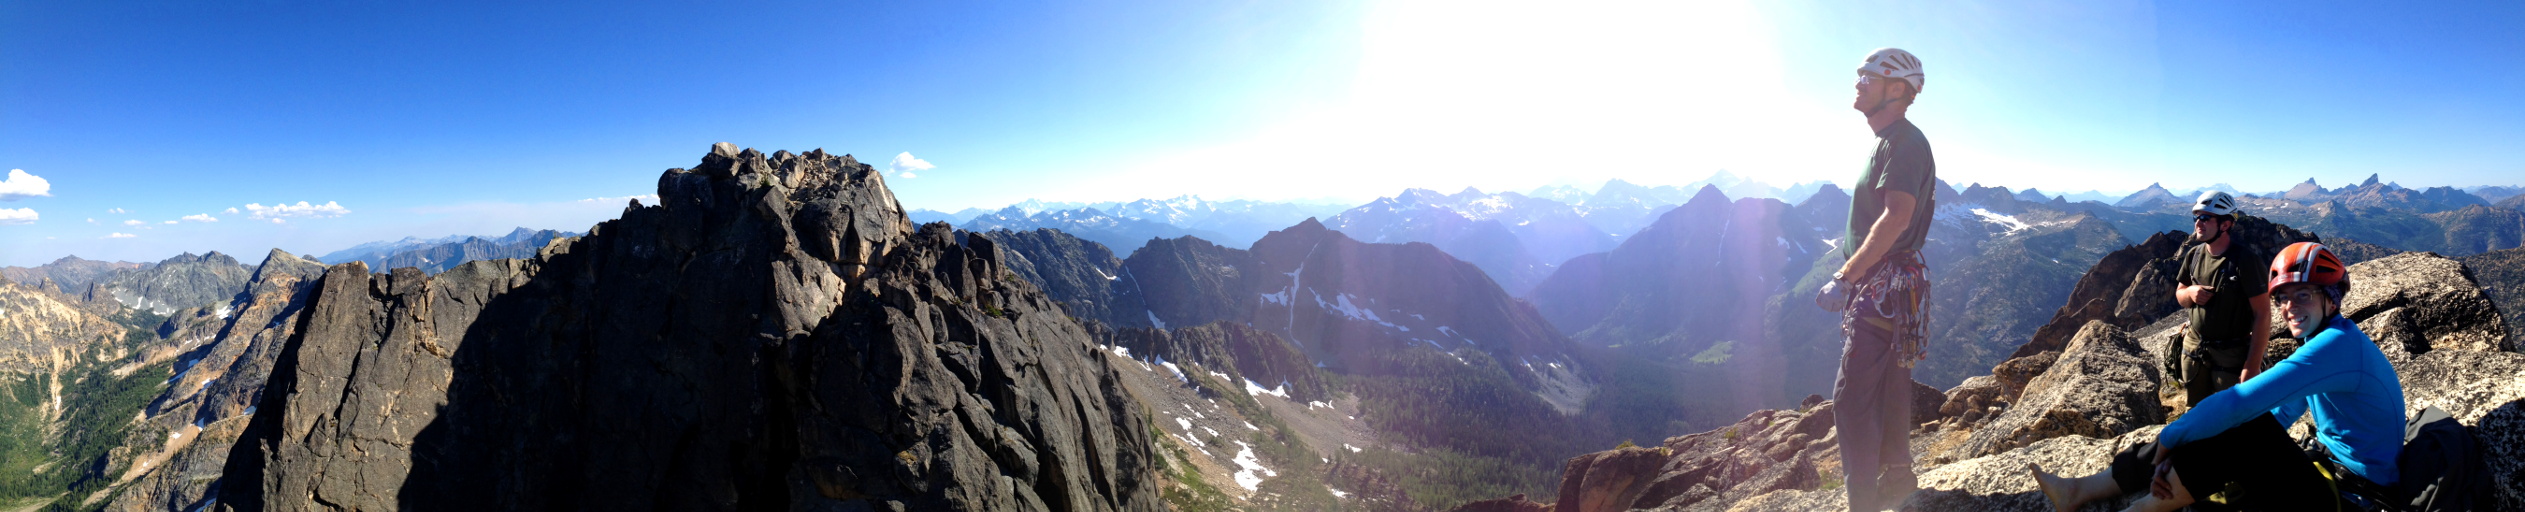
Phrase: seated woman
[{"left": 2028, "top": 242, "right": 2405, "bottom": 512}]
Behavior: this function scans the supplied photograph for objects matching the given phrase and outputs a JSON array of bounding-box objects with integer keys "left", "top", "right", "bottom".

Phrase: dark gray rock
[
  {"left": 215, "top": 146, "right": 1163, "bottom": 511},
  {"left": 985, "top": 227, "right": 1141, "bottom": 326}
]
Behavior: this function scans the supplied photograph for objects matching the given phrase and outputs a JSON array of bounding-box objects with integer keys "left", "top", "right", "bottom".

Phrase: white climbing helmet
[
  {"left": 2193, "top": 190, "right": 2238, "bottom": 217},
  {"left": 1859, "top": 48, "right": 1924, "bottom": 93}
]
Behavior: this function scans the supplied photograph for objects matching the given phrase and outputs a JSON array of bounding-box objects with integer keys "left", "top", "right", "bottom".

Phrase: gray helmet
[{"left": 2193, "top": 190, "right": 2238, "bottom": 217}]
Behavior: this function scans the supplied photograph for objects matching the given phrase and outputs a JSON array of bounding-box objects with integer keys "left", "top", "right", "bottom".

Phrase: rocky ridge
[
  {"left": 1459, "top": 246, "right": 2524, "bottom": 511},
  {"left": 101, "top": 249, "right": 327, "bottom": 512},
  {"left": 211, "top": 144, "right": 1164, "bottom": 511},
  {"left": 96, "top": 252, "right": 255, "bottom": 315}
]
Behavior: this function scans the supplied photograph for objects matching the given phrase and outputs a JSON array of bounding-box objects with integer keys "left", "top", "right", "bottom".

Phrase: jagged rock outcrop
[
  {"left": 106, "top": 249, "right": 328, "bottom": 512},
  {"left": 2460, "top": 247, "right": 2525, "bottom": 348},
  {"left": 2341, "top": 252, "right": 2514, "bottom": 355},
  {"left": 97, "top": 252, "right": 255, "bottom": 314},
  {"left": 213, "top": 144, "right": 1162, "bottom": 511},
  {"left": 1946, "top": 321, "right": 2161, "bottom": 460},
  {"left": 987, "top": 228, "right": 1141, "bottom": 325}
]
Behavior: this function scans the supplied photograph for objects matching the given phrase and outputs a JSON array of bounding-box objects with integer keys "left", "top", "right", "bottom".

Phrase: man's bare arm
[{"left": 1839, "top": 190, "right": 1916, "bottom": 281}]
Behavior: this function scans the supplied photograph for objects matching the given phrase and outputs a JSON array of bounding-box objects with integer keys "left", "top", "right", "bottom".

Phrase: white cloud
[
  {"left": 888, "top": 152, "right": 934, "bottom": 179},
  {"left": 108, "top": 207, "right": 126, "bottom": 214},
  {"left": 243, "top": 201, "right": 350, "bottom": 220},
  {"left": 85, "top": 218, "right": 95, "bottom": 224},
  {"left": 0, "top": 208, "right": 35, "bottom": 225},
  {"left": 0, "top": 169, "right": 50, "bottom": 200},
  {"left": 105, "top": 232, "right": 136, "bottom": 238},
  {"left": 270, "top": 218, "right": 286, "bottom": 224},
  {"left": 182, "top": 214, "right": 218, "bottom": 223},
  {"left": 122, "top": 219, "right": 144, "bottom": 226},
  {"left": 162, "top": 220, "right": 177, "bottom": 225},
  {"left": 223, "top": 207, "right": 238, "bottom": 215}
]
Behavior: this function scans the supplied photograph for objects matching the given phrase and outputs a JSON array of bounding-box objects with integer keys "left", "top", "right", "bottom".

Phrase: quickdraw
[{"left": 1843, "top": 251, "right": 1932, "bottom": 368}]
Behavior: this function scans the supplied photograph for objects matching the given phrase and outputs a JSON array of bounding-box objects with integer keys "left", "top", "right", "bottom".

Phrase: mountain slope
[
  {"left": 95, "top": 252, "right": 255, "bottom": 315},
  {"left": 212, "top": 144, "right": 1164, "bottom": 510}
]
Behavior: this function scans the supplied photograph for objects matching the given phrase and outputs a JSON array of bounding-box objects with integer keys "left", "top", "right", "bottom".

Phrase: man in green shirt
[
  {"left": 1817, "top": 47, "right": 1936, "bottom": 512},
  {"left": 2172, "top": 191, "right": 2273, "bottom": 406}
]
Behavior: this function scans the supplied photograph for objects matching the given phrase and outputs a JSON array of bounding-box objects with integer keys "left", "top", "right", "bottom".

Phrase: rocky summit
[
  {"left": 210, "top": 144, "right": 1163, "bottom": 510},
  {"left": 1457, "top": 242, "right": 2525, "bottom": 511}
]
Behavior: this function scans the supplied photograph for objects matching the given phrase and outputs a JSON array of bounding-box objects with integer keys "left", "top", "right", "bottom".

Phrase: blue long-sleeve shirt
[{"left": 2158, "top": 315, "right": 2405, "bottom": 485}]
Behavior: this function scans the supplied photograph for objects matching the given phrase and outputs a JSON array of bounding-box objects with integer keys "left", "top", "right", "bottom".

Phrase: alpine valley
[{"left": 2, "top": 145, "right": 2521, "bottom": 512}]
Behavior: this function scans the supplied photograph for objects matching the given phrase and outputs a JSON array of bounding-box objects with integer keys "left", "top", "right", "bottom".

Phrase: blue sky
[{"left": 2, "top": 0, "right": 2519, "bottom": 266}]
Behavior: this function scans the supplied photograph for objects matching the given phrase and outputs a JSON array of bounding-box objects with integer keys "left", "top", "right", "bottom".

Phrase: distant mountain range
[{"left": 315, "top": 227, "right": 580, "bottom": 273}]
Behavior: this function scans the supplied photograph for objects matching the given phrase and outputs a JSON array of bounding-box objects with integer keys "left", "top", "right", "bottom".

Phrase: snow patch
[
  {"left": 1157, "top": 359, "right": 1189, "bottom": 383},
  {"left": 1146, "top": 310, "right": 1168, "bottom": 329},
  {"left": 1329, "top": 487, "right": 1350, "bottom": 499},
  {"left": 215, "top": 305, "right": 233, "bottom": 319},
  {"left": 1243, "top": 378, "right": 1289, "bottom": 398},
  {"left": 1230, "top": 442, "right": 1278, "bottom": 491},
  {"left": 1971, "top": 207, "right": 2032, "bottom": 233},
  {"left": 1344, "top": 443, "right": 1362, "bottom": 453}
]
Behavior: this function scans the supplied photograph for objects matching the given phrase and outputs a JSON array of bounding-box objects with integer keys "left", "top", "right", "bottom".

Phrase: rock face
[
  {"left": 987, "top": 227, "right": 1140, "bottom": 325},
  {"left": 1948, "top": 321, "right": 2161, "bottom": 460},
  {"left": 214, "top": 146, "right": 1162, "bottom": 511},
  {"left": 2459, "top": 247, "right": 2525, "bottom": 349},
  {"left": 105, "top": 249, "right": 328, "bottom": 512},
  {"left": 0, "top": 278, "right": 123, "bottom": 374},
  {"left": 97, "top": 252, "right": 255, "bottom": 314},
  {"left": 2394, "top": 349, "right": 2525, "bottom": 511},
  {"left": 2341, "top": 252, "right": 2514, "bottom": 354}
]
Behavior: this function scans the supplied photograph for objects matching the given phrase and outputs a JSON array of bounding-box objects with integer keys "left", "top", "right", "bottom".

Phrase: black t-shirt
[{"left": 2177, "top": 243, "right": 2269, "bottom": 345}]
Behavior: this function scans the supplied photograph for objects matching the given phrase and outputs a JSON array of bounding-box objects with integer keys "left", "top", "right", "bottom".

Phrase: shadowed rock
[{"left": 213, "top": 145, "right": 1163, "bottom": 511}]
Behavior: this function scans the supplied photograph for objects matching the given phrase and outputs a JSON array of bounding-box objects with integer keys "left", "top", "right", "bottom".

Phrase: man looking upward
[{"left": 1821, "top": 47, "right": 1937, "bottom": 512}]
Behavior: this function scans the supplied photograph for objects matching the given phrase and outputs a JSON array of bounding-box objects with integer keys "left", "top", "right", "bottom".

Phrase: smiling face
[{"left": 2273, "top": 282, "right": 2335, "bottom": 338}]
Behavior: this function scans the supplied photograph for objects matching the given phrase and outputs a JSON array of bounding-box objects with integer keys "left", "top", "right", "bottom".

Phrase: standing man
[
  {"left": 1818, "top": 47, "right": 1936, "bottom": 512},
  {"left": 2172, "top": 191, "right": 2274, "bottom": 405}
]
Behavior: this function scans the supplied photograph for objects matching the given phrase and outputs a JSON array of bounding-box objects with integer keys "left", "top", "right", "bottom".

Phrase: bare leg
[{"left": 2028, "top": 462, "right": 2122, "bottom": 512}]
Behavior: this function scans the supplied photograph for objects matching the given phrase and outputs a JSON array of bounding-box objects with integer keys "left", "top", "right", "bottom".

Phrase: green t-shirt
[
  {"left": 1845, "top": 119, "right": 1937, "bottom": 260},
  {"left": 2177, "top": 242, "right": 2269, "bottom": 345}
]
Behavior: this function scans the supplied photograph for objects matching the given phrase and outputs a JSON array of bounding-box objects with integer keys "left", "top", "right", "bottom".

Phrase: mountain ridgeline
[
  {"left": 1, "top": 142, "right": 2521, "bottom": 511},
  {"left": 211, "top": 144, "right": 1166, "bottom": 510}
]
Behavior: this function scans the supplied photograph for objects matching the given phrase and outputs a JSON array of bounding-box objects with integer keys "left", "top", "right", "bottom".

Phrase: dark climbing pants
[
  {"left": 2107, "top": 413, "right": 2335, "bottom": 510},
  {"left": 2182, "top": 337, "right": 2249, "bottom": 407},
  {"left": 1834, "top": 320, "right": 1914, "bottom": 511}
]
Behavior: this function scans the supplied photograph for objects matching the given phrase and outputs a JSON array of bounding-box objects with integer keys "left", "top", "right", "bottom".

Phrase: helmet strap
[{"left": 2199, "top": 220, "right": 2226, "bottom": 245}]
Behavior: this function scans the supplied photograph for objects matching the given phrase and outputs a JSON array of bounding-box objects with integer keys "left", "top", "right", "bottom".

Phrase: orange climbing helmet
[{"left": 2268, "top": 242, "right": 2348, "bottom": 296}]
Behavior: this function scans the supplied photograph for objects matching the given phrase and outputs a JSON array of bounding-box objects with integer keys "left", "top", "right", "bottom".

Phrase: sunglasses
[
  {"left": 2273, "top": 288, "right": 2324, "bottom": 307},
  {"left": 2194, "top": 214, "right": 2226, "bottom": 223}
]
